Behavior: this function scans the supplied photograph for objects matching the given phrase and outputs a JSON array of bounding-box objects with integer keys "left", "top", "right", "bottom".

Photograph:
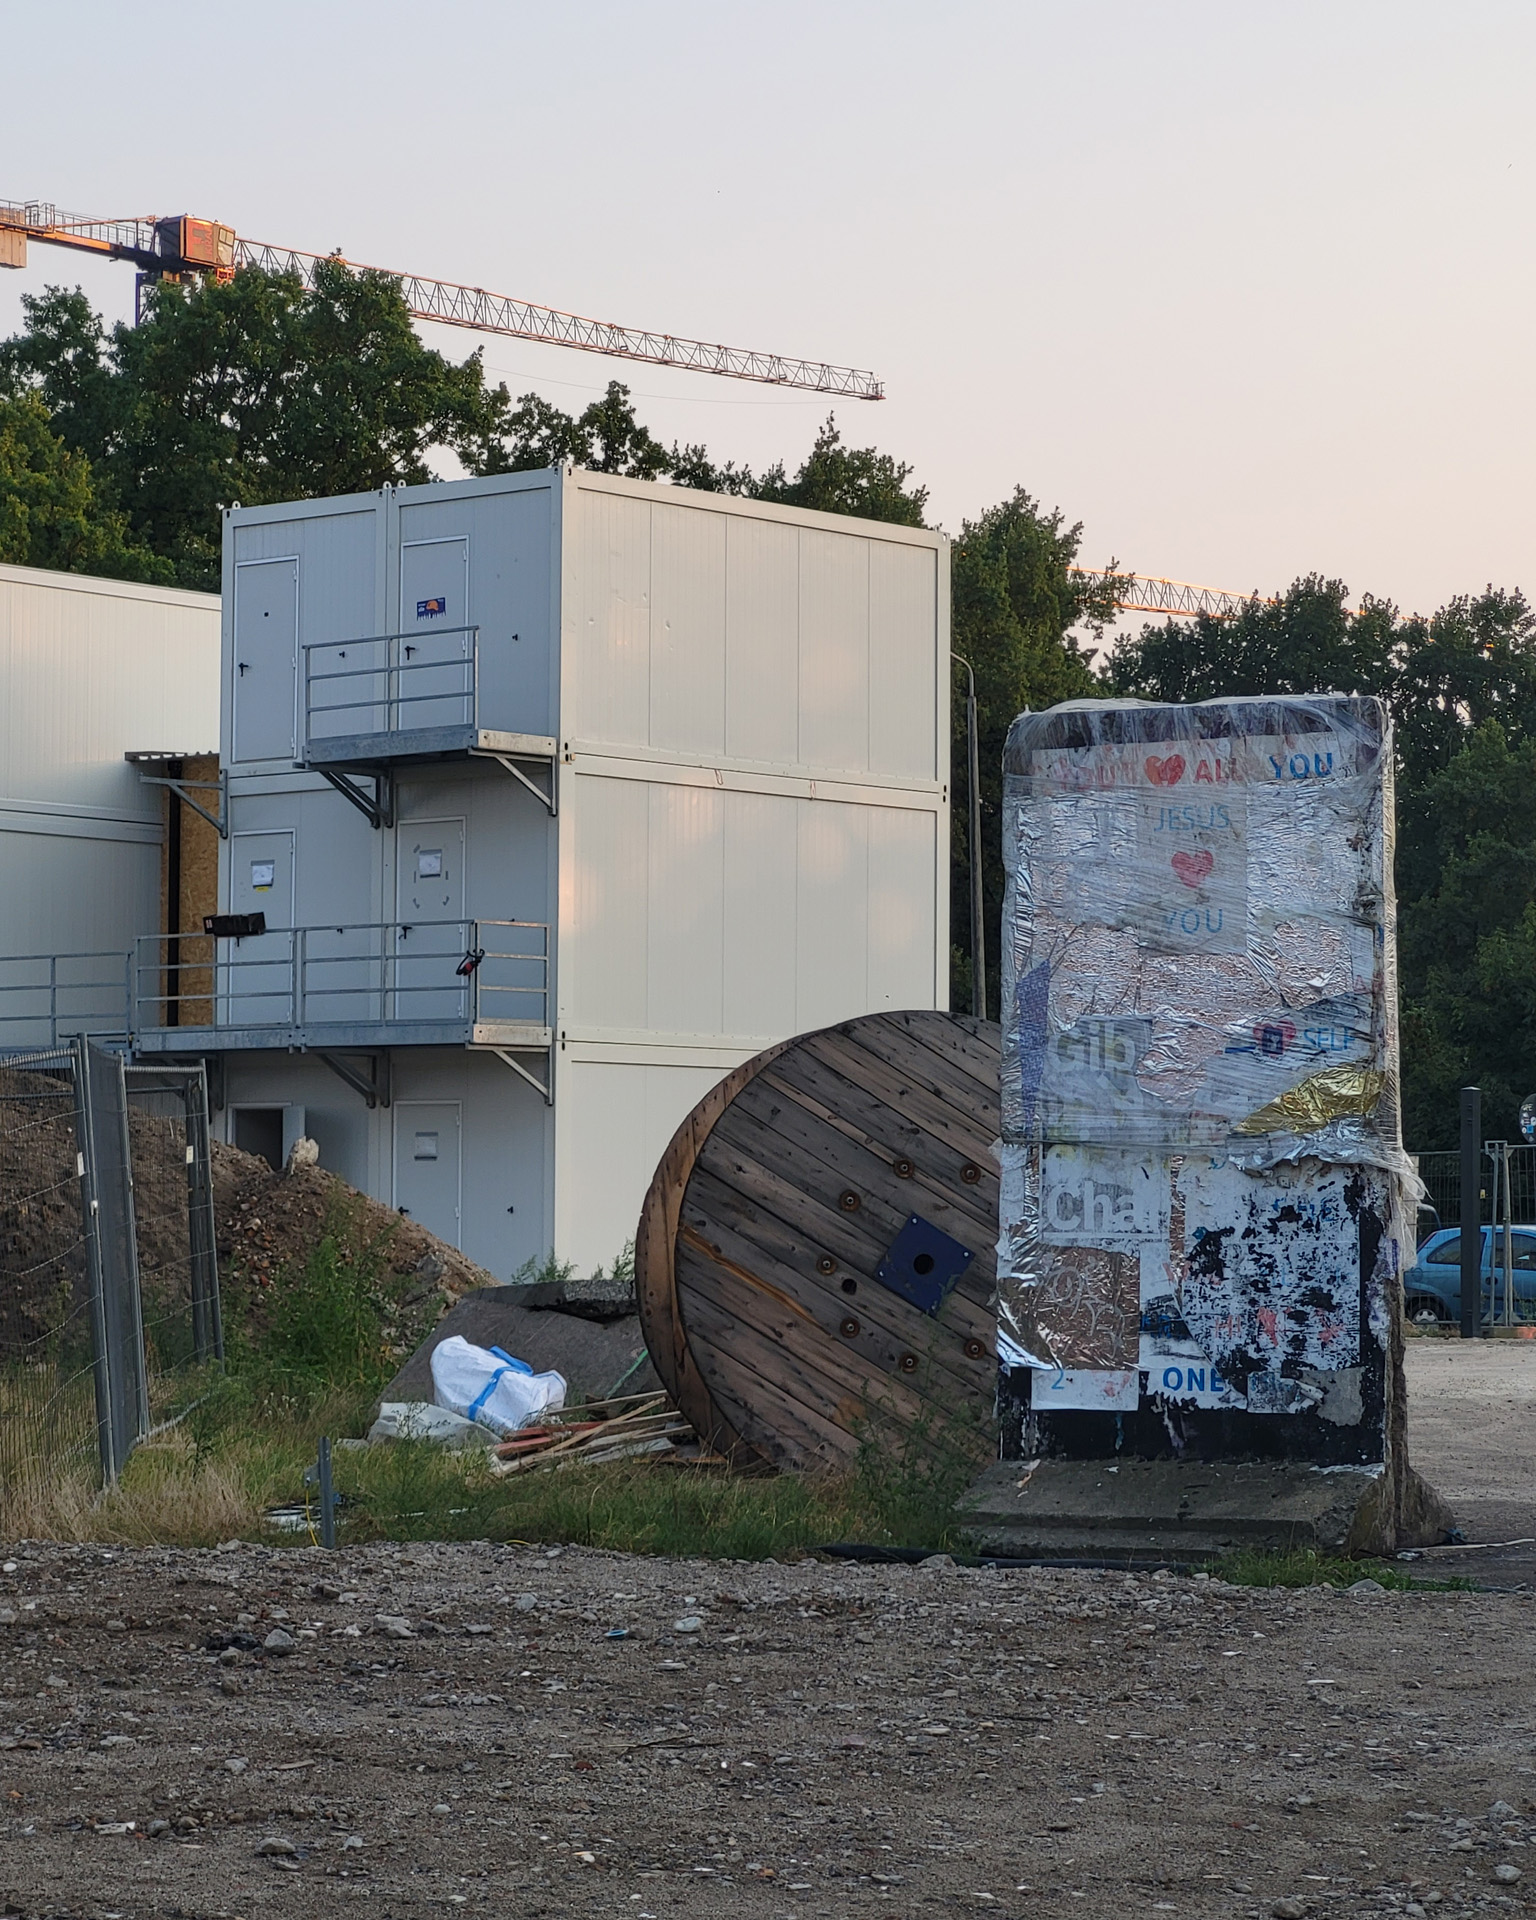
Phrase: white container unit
[
  {"left": 147, "top": 469, "right": 950, "bottom": 1277},
  {"left": 0, "top": 562, "right": 219, "bottom": 1048}
]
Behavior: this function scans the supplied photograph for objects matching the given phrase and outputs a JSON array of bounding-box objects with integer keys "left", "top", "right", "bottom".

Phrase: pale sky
[{"left": 3, "top": 1, "right": 1532, "bottom": 618}]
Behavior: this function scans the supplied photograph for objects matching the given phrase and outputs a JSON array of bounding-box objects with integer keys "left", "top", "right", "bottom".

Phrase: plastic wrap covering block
[{"left": 995, "top": 694, "right": 1415, "bottom": 1468}]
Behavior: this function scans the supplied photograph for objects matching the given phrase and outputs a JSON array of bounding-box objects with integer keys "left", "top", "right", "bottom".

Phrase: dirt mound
[{"left": 211, "top": 1139, "right": 495, "bottom": 1306}]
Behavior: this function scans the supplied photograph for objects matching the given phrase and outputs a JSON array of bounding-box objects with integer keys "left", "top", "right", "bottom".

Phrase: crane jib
[{"left": 0, "top": 199, "right": 884, "bottom": 400}]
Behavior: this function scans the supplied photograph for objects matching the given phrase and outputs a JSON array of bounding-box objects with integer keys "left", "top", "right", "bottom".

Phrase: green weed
[{"left": 1208, "top": 1545, "right": 1476, "bottom": 1591}]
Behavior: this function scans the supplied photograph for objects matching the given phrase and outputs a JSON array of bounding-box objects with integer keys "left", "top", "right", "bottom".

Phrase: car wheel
[{"left": 1405, "top": 1295, "right": 1449, "bottom": 1326}]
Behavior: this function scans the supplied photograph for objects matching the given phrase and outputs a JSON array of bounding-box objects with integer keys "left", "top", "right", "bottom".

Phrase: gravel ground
[
  {"left": 1, "top": 1539, "right": 1533, "bottom": 1920},
  {"left": 1403, "top": 1340, "right": 1536, "bottom": 1586}
]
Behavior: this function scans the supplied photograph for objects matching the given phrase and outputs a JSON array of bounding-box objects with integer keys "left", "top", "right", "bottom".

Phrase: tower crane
[{"left": 0, "top": 196, "right": 883, "bottom": 399}]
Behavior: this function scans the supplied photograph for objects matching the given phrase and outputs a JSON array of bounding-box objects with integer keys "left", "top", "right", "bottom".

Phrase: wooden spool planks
[{"left": 635, "top": 1010, "right": 1001, "bottom": 1472}]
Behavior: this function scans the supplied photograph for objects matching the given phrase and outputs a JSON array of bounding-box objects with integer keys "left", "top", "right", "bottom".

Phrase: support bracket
[
  {"left": 491, "top": 1044, "right": 552, "bottom": 1105},
  {"left": 472, "top": 749, "right": 557, "bottom": 816},
  {"left": 316, "top": 1050, "right": 391, "bottom": 1109},
  {"left": 135, "top": 766, "right": 229, "bottom": 839},
  {"left": 317, "top": 767, "right": 394, "bottom": 830}
]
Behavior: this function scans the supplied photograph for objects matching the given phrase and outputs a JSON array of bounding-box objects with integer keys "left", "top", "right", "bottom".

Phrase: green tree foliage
[
  {"left": 950, "top": 491, "right": 1122, "bottom": 1015},
  {"left": 1109, "top": 578, "right": 1536, "bottom": 1146},
  {"left": 1, "top": 268, "right": 511, "bottom": 589},
  {"left": 0, "top": 392, "right": 170, "bottom": 583},
  {"left": 488, "top": 379, "right": 672, "bottom": 479}
]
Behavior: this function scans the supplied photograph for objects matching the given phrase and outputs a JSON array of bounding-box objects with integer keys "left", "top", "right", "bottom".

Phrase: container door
[
  {"left": 394, "top": 818, "right": 466, "bottom": 1023},
  {"left": 398, "top": 539, "right": 470, "bottom": 732},
  {"left": 233, "top": 559, "right": 298, "bottom": 763},
  {"left": 393, "top": 1101, "right": 462, "bottom": 1247},
  {"left": 224, "top": 831, "right": 295, "bottom": 1027}
]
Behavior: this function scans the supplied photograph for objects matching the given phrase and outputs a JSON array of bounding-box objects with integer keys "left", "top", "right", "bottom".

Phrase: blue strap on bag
[{"left": 466, "top": 1346, "right": 535, "bottom": 1426}]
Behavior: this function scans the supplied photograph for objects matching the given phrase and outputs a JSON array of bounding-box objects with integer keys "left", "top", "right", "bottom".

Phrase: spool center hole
[{"left": 912, "top": 1253, "right": 935, "bottom": 1276}]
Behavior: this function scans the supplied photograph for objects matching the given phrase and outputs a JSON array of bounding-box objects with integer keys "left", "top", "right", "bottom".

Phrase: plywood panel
[
  {"left": 568, "top": 775, "right": 648, "bottom": 1028},
  {"left": 869, "top": 540, "right": 938, "bottom": 780},
  {"left": 797, "top": 529, "right": 869, "bottom": 774},
  {"left": 795, "top": 800, "right": 867, "bottom": 1030},
  {"left": 724, "top": 515, "right": 799, "bottom": 765},
  {"left": 645, "top": 782, "right": 724, "bottom": 1035},
  {"left": 722, "top": 791, "right": 797, "bottom": 1038},
  {"left": 650, "top": 503, "right": 726, "bottom": 757},
  {"left": 868, "top": 805, "right": 937, "bottom": 1009},
  {"left": 573, "top": 490, "right": 651, "bottom": 746}
]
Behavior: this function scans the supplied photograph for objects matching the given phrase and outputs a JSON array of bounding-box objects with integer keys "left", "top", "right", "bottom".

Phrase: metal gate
[{"left": 0, "top": 1037, "right": 221, "bottom": 1514}]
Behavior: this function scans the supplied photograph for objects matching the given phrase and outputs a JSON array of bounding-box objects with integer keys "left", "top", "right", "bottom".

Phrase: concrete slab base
[{"left": 958, "top": 1457, "right": 1456, "bottom": 1561}]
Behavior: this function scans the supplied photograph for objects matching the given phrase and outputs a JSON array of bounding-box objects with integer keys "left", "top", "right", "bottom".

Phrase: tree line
[{"left": 1, "top": 264, "right": 1526, "bottom": 1148}]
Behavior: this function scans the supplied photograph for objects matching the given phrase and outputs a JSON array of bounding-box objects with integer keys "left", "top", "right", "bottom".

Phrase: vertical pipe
[
  {"left": 166, "top": 757, "right": 183, "bottom": 1027},
  {"left": 1460, "top": 1087, "right": 1482, "bottom": 1339},
  {"left": 968, "top": 676, "right": 985, "bottom": 1022},
  {"left": 317, "top": 1435, "right": 336, "bottom": 1550},
  {"left": 1504, "top": 1145, "right": 1515, "bottom": 1328}
]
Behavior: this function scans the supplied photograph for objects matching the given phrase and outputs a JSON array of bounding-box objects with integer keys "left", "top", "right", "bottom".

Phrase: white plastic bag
[{"left": 429, "top": 1335, "right": 566, "bottom": 1436}]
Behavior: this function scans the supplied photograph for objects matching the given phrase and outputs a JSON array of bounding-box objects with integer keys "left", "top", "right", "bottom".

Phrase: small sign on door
[
  {"left": 250, "top": 860, "right": 275, "bottom": 890},
  {"left": 417, "top": 597, "right": 447, "bottom": 618},
  {"left": 416, "top": 849, "right": 443, "bottom": 878},
  {"left": 414, "top": 1132, "right": 439, "bottom": 1161}
]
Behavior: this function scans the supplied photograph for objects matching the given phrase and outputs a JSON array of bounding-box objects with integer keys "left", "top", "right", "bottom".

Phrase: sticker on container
[
  {"left": 1040, "top": 1144, "right": 1169, "bottom": 1251},
  {"left": 416, "top": 597, "right": 447, "bottom": 619},
  {"left": 1145, "top": 1358, "right": 1243, "bottom": 1407},
  {"left": 1029, "top": 1367, "right": 1140, "bottom": 1412},
  {"left": 249, "top": 860, "right": 275, "bottom": 890},
  {"left": 1132, "top": 786, "right": 1247, "bottom": 953}
]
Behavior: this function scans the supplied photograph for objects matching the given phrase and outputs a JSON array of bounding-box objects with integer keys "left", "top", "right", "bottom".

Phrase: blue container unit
[{"left": 996, "top": 695, "right": 1416, "bottom": 1464}]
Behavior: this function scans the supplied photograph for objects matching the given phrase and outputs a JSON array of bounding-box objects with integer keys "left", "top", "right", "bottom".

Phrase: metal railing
[
  {"left": 303, "top": 625, "right": 480, "bottom": 750},
  {"left": 0, "top": 950, "right": 132, "bottom": 1048},
  {"left": 134, "top": 918, "right": 548, "bottom": 1033}
]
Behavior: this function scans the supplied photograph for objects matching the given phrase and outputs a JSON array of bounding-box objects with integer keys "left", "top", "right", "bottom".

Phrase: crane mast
[{"left": 0, "top": 197, "right": 884, "bottom": 399}]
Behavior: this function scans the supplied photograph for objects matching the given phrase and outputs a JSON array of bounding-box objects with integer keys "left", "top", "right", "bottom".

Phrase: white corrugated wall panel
[
  {"left": 724, "top": 515, "right": 799, "bottom": 765},
  {"left": 797, "top": 529, "right": 870, "bottom": 774},
  {"left": 558, "top": 1057, "right": 733, "bottom": 1270},
  {"left": 795, "top": 799, "right": 869, "bottom": 1030},
  {"left": 574, "top": 490, "right": 651, "bottom": 746},
  {"left": 567, "top": 775, "right": 650, "bottom": 1029},
  {"left": 722, "top": 790, "right": 798, "bottom": 1037},
  {"left": 869, "top": 541, "right": 938, "bottom": 780},
  {"left": 0, "top": 566, "right": 219, "bottom": 813},
  {"left": 645, "top": 783, "right": 724, "bottom": 1034},
  {"left": 868, "top": 805, "right": 938, "bottom": 1007},
  {"left": 649, "top": 503, "right": 726, "bottom": 757}
]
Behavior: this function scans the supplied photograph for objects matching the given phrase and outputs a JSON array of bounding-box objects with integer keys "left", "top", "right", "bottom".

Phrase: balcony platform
[
  {"left": 134, "top": 1019, "right": 552, "bottom": 1056},
  {"left": 302, "top": 726, "right": 557, "bottom": 773}
]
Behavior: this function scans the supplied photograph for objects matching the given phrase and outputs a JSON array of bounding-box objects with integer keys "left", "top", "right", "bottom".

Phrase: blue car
[{"left": 1403, "top": 1226, "right": 1536, "bottom": 1324}]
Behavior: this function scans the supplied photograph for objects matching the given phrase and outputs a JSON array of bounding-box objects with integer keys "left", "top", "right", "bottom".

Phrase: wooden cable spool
[{"left": 635, "top": 1010, "right": 1001, "bottom": 1472}]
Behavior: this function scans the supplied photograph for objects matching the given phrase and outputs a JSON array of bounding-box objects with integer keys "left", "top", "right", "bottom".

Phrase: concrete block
[{"left": 958, "top": 1455, "right": 1456, "bottom": 1560}]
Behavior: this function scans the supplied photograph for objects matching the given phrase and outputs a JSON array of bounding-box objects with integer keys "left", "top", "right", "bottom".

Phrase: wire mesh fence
[
  {"left": 0, "top": 1046, "right": 99, "bottom": 1507},
  {"left": 0, "top": 1038, "right": 220, "bottom": 1520},
  {"left": 1412, "top": 1142, "right": 1536, "bottom": 1326},
  {"left": 1415, "top": 1145, "right": 1536, "bottom": 1232}
]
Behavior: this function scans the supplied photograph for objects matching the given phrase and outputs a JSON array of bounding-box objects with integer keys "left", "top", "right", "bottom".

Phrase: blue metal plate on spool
[{"left": 874, "top": 1214, "right": 974, "bottom": 1316}]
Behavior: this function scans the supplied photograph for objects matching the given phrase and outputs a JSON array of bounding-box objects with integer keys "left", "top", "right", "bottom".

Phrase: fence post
[
  {"left": 72, "top": 1035, "right": 117, "bottom": 1483},
  {"left": 1460, "top": 1086, "right": 1482, "bottom": 1339},
  {"left": 185, "top": 1065, "right": 223, "bottom": 1363},
  {"left": 1503, "top": 1143, "right": 1515, "bottom": 1328}
]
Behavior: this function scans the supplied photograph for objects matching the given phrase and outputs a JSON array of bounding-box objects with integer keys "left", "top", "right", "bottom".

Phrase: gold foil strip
[{"left": 1235, "top": 1065, "right": 1386, "bottom": 1137}]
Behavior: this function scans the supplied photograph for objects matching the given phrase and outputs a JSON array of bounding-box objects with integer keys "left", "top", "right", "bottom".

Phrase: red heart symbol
[
  {"left": 1145, "top": 754, "right": 1186, "bottom": 786},
  {"left": 1171, "top": 849, "right": 1213, "bottom": 888}
]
